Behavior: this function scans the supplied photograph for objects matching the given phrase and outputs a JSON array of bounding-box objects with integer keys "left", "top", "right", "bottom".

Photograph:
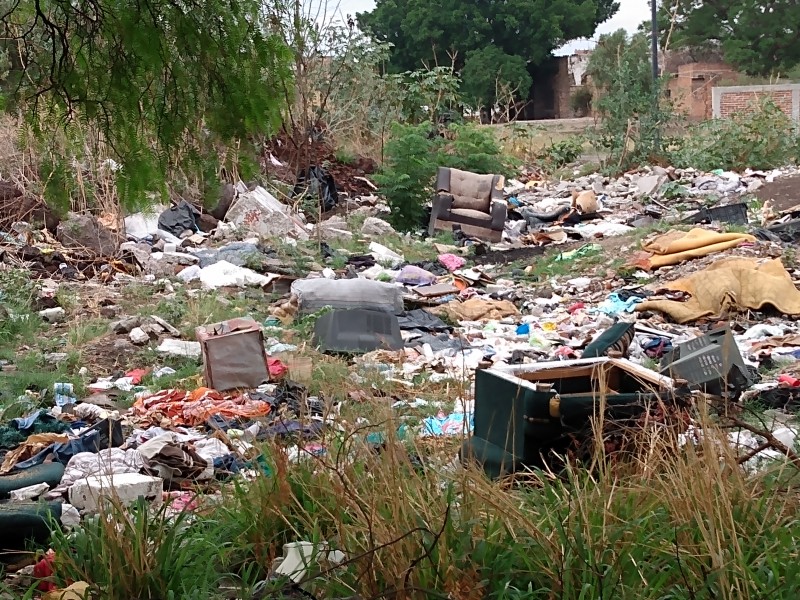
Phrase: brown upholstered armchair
[{"left": 428, "top": 167, "right": 507, "bottom": 242}]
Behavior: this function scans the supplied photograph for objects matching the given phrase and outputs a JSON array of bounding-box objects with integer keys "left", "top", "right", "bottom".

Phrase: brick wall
[
  {"left": 668, "top": 62, "right": 738, "bottom": 120},
  {"left": 712, "top": 84, "right": 800, "bottom": 120}
]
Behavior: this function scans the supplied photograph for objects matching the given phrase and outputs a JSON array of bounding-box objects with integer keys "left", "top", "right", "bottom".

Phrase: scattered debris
[
  {"left": 56, "top": 213, "right": 119, "bottom": 256},
  {"left": 226, "top": 186, "right": 309, "bottom": 240},
  {"left": 5, "top": 159, "right": 800, "bottom": 596}
]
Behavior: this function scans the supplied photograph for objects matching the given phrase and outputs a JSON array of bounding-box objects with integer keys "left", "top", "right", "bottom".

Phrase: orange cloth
[
  {"left": 133, "top": 388, "right": 271, "bottom": 426},
  {"left": 632, "top": 228, "right": 755, "bottom": 270},
  {"left": 636, "top": 257, "right": 800, "bottom": 323}
]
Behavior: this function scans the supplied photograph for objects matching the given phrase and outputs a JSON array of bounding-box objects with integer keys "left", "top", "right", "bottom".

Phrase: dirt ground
[{"left": 756, "top": 174, "right": 800, "bottom": 212}]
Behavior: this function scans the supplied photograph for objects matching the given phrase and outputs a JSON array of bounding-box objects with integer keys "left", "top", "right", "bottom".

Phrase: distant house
[
  {"left": 515, "top": 50, "right": 593, "bottom": 121},
  {"left": 663, "top": 49, "right": 739, "bottom": 120}
]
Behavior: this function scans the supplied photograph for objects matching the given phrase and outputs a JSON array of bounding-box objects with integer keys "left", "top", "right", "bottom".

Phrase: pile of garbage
[
  {"left": 501, "top": 165, "right": 800, "bottom": 247},
  {"left": 4, "top": 161, "right": 800, "bottom": 593}
]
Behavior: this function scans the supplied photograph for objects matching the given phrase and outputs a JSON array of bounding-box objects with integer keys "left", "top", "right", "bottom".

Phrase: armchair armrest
[
  {"left": 429, "top": 194, "right": 454, "bottom": 236},
  {"left": 490, "top": 174, "right": 505, "bottom": 202},
  {"left": 432, "top": 193, "right": 454, "bottom": 214},
  {"left": 489, "top": 199, "right": 507, "bottom": 231}
]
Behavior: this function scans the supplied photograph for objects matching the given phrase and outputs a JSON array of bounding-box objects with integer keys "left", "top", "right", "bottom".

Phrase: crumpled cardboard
[
  {"left": 636, "top": 257, "right": 800, "bottom": 323},
  {"left": 43, "top": 581, "right": 90, "bottom": 600},
  {"left": 0, "top": 433, "right": 69, "bottom": 474},
  {"left": 435, "top": 298, "right": 519, "bottom": 322},
  {"left": 632, "top": 228, "right": 755, "bottom": 270}
]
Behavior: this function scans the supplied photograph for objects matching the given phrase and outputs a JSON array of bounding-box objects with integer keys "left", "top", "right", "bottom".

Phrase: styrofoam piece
[
  {"left": 124, "top": 207, "right": 167, "bottom": 239},
  {"left": 369, "top": 242, "right": 404, "bottom": 268},
  {"left": 156, "top": 339, "right": 202, "bottom": 359},
  {"left": 9, "top": 483, "right": 50, "bottom": 501},
  {"left": 274, "top": 541, "right": 346, "bottom": 583},
  {"left": 68, "top": 473, "right": 163, "bottom": 512},
  {"left": 197, "top": 260, "right": 280, "bottom": 289}
]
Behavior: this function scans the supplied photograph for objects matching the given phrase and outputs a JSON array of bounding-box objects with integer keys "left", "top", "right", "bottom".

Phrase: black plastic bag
[
  {"left": 158, "top": 200, "right": 199, "bottom": 236},
  {"left": 293, "top": 166, "right": 339, "bottom": 212}
]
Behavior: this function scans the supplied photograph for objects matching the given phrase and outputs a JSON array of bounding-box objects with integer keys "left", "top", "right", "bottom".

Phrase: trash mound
[
  {"left": 6, "top": 161, "right": 800, "bottom": 594},
  {"left": 755, "top": 172, "right": 800, "bottom": 213},
  {"left": 264, "top": 130, "right": 377, "bottom": 197},
  {"left": 0, "top": 181, "right": 60, "bottom": 232}
]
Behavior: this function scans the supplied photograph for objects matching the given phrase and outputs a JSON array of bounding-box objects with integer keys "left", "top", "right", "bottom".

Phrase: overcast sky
[{"left": 324, "top": 0, "right": 652, "bottom": 54}]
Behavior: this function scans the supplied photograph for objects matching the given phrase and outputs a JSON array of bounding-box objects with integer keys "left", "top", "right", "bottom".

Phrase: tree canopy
[
  {"left": 461, "top": 45, "right": 532, "bottom": 108},
  {"left": 654, "top": 0, "right": 800, "bottom": 77},
  {"left": 0, "top": 0, "right": 292, "bottom": 208},
  {"left": 357, "top": 0, "right": 619, "bottom": 105}
]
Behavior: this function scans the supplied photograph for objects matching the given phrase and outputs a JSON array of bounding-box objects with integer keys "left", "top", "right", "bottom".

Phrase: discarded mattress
[
  {"left": 632, "top": 228, "right": 755, "bottom": 270},
  {"left": 313, "top": 309, "right": 403, "bottom": 353},
  {"left": 636, "top": 257, "right": 800, "bottom": 323},
  {"left": 291, "top": 278, "right": 404, "bottom": 315}
]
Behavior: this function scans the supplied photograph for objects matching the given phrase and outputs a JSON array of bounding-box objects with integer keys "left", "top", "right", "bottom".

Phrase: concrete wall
[{"left": 712, "top": 84, "right": 800, "bottom": 120}]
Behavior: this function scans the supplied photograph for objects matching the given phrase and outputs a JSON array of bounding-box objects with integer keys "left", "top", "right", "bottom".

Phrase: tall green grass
[{"left": 42, "top": 415, "right": 800, "bottom": 600}]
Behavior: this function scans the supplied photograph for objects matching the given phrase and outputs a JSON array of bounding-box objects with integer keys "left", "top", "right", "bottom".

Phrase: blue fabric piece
[
  {"left": 213, "top": 454, "right": 247, "bottom": 479},
  {"left": 12, "top": 419, "right": 123, "bottom": 471},
  {"left": 516, "top": 323, "right": 530, "bottom": 335},
  {"left": 10, "top": 445, "right": 55, "bottom": 471},
  {"left": 643, "top": 337, "right": 673, "bottom": 358},
  {"left": 592, "top": 292, "right": 644, "bottom": 316},
  {"left": 11, "top": 410, "right": 44, "bottom": 431},
  {"left": 257, "top": 420, "right": 324, "bottom": 440},
  {"left": 366, "top": 432, "right": 386, "bottom": 445},
  {"left": 421, "top": 412, "right": 473, "bottom": 437},
  {"left": 52, "top": 430, "right": 102, "bottom": 464}
]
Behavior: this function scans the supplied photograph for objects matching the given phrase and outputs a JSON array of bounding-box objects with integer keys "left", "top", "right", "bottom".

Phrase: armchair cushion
[
  {"left": 447, "top": 168, "right": 495, "bottom": 213},
  {"left": 450, "top": 208, "right": 493, "bottom": 226}
]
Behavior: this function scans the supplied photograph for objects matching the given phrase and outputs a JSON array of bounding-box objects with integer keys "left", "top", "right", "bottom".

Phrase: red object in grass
[
  {"left": 125, "top": 368, "right": 150, "bottom": 385},
  {"left": 567, "top": 302, "right": 586, "bottom": 314},
  {"left": 268, "top": 357, "right": 288, "bottom": 379},
  {"left": 33, "top": 550, "right": 56, "bottom": 592},
  {"left": 778, "top": 374, "right": 800, "bottom": 387}
]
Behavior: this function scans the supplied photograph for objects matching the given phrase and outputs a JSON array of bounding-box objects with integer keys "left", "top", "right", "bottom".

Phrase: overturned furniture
[
  {"left": 196, "top": 318, "right": 270, "bottom": 391},
  {"left": 428, "top": 167, "right": 507, "bottom": 243},
  {"left": 463, "top": 358, "right": 684, "bottom": 478},
  {"left": 659, "top": 324, "right": 754, "bottom": 398}
]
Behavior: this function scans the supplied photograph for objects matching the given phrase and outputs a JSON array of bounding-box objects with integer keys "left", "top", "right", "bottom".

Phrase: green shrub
[
  {"left": 569, "top": 86, "right": 592, "bottom": 116},
  {"left": 372, "top": 123, "right": 436, "bottom": 232},
  {"left": 536, "top": 136, "right": 584, "bottom": 171},
  {"left": 0, "top": 268, "right": 41, "bottom": 346},
  {"left": 587, "top": 30, "right": 674, "bottom": 171},
  {"left": 671, "top": 98, "right": 800, "bottom": 171},
  {"left": 374, "top": 122, "right": 511, "bottom": 232}
]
